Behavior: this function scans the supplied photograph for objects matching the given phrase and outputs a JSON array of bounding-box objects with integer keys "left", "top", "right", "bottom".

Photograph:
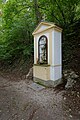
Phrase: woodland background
[{"left": 0, "top": 0, "right": 80, "bottom": 76}]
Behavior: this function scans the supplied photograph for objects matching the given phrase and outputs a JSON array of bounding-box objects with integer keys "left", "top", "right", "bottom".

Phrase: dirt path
[{"left": 0, "top": 74, "right": 80, "bottom": 120}]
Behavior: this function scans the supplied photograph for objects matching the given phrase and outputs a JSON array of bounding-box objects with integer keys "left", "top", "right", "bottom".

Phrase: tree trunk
[{"left": 33, "top": 0, "right": 42, "bottom": 24}]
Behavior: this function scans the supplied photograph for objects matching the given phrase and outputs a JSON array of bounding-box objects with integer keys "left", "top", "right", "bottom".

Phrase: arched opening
[{"left": 38, "top": 35, "right": 48, "bottom": 64}]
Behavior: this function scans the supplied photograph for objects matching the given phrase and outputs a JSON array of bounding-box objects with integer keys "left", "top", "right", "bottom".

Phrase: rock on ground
[{"left": 63, "top": 69, "right": 79, "bottom": 89}]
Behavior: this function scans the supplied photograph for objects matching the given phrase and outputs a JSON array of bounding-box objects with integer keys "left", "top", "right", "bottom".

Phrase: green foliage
[
  {"left": 0, "top": 0, "right": 80, "bottom": 68},
  {"left": 0, "top": 0, "right": 35, "bottom": 66}
]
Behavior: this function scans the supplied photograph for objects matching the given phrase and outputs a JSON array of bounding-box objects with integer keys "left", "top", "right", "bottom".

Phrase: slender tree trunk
[{"left": 33, "top": 0, "right": 42, "bottom": 24}]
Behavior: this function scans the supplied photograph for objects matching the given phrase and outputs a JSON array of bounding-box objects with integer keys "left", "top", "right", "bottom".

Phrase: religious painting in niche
[{"left": 38, "top": 35, "right": 48, "bottom": 64}]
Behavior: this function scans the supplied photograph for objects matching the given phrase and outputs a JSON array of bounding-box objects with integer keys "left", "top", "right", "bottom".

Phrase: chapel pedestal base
[
  {"left": 33, "top": 65, "right": 63, "bottom": 87},
  {"left": 33, "top": 77, "right": 62, "bottom": 87}
]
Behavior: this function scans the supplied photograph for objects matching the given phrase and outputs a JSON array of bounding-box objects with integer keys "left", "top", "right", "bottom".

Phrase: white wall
[
  {"left": 50, "top": 66, "right": 62, "bottom": 81},
  {"left": 51, "top": 30, "right": 62, "bottom": 81},
  {"left": 52, "top": 31, "right": 55, "bottom": 65},
  {"left": 37, "top": 25, "right": 49, "bottom": 32},
  {"left": 52, "top": 30, "right": 62, "bottom": 65}
]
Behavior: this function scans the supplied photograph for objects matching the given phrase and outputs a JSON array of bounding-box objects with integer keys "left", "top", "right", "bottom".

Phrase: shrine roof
[{"left": 32, "top": 21, "right": 62, "bottom": 35}]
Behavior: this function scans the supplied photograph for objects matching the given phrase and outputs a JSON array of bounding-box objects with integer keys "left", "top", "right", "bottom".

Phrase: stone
[
  {"left": 64, "top": 73, "right": 68, "bottom": 77},
  {"left": 65, "top": 78, "right": 74, "bottom": 89},
  {"left": 63, "top": 69, "right": 79, "bottom": 89},
  {"left": 70, "top": 72, "right": 79, "bottom": 79},
  {"left": 26, "top": 68, "right": 33, "bottom": 79},
  {"left": 63, "top": 97, "right": 66, "bottom": 100},
  {"left": 69, "top": 108, "right": 71, "bottom": 111},
  {"left": 69, "top": 115, "right": 72, "bottom": 118},
  {"left": 77, "top": 94, "right": 79, "bottom": 97},
  {"left": 28, "top": 83, "right": 45, "bottom": 91},
  {"left": 77, "top": 92, "right": 79, "bottom": 94},
  {"left": 71, "top": 91, "right": 75, "bottom": 95}
]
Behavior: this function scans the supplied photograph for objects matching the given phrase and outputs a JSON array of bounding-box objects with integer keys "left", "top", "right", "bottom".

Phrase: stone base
[{"left": 33, "top": 77, "right": 63, "bottom": 87}]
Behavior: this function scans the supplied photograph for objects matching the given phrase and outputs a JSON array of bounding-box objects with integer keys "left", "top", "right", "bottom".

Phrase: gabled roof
[{"left": 32, "top": 21, "right": 62, "bottom": 35}]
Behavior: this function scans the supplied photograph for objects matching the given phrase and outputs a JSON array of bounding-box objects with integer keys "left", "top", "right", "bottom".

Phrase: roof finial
[{"left": 41, "top": 13, "right": 46, "bottom": 22}]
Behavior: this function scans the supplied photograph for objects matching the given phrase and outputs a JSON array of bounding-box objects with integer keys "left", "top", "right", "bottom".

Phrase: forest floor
[{"left": 0, "top": 70, "right": 80, "bottom": 120}]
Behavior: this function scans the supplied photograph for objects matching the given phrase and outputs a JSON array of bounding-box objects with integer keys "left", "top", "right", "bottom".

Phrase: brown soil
[{"left": 0, "top": 70, "right": 80, "bottom": 120}]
